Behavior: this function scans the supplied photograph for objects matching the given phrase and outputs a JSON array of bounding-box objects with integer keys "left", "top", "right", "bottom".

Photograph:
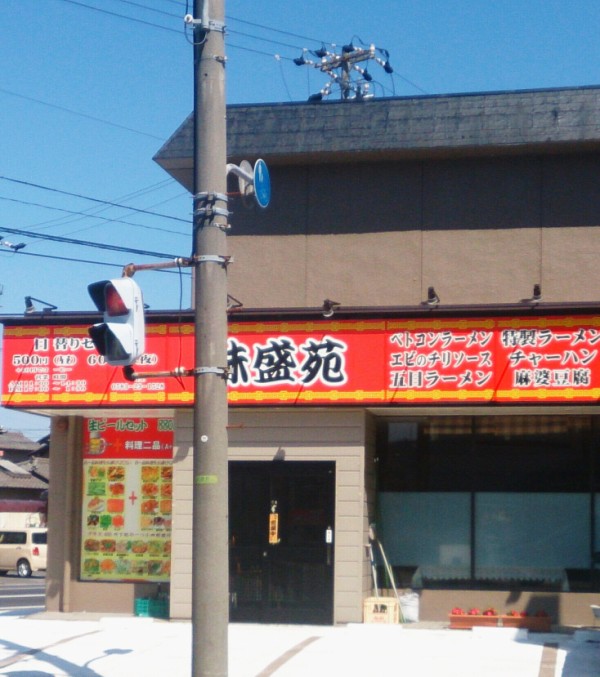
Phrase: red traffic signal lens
[{"left": 105, "top": 283, "right": 128, "bottom": 317}]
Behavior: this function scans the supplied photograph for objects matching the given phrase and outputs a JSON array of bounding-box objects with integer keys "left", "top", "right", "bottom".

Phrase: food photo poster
[{"left": 80, "top": 417, "right": 174, "bottom": 582}]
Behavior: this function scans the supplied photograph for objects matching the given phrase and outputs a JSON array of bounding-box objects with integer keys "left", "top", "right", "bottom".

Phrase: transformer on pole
[{"left": 293, "top": 40, "right": 394, "bottom": 101}]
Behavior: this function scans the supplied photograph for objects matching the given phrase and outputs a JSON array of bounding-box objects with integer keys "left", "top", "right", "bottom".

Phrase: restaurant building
[{"left": 3, "top": 85, "right": 600, "bottom": 625}]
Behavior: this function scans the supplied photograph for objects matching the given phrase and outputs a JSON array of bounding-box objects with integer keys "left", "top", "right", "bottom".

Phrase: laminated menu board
[{"left": 80, "top": 417, "right": 173, "bottom": 582}]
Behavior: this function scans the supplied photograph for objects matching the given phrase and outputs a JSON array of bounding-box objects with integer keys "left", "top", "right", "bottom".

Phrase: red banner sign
[{"left": 2, "top": 316, "right": 600, "bottom": 407}]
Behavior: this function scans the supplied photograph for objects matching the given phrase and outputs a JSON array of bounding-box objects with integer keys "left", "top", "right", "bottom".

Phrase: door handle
[{"left": 325, "top": 526, "right": 333, "bottom": 566}]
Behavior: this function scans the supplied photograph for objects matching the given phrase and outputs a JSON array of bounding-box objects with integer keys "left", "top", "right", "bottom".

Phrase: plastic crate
[
  {"left": 363, "top": 597, "right": 399, "bottom": 624},
  {"left": 134, "top": 597, "right": 169, "bottom": 619}
]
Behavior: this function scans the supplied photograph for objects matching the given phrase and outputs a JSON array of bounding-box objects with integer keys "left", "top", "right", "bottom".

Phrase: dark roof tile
[{"left": 154, "top": 86, "right": 600, "bottom": 179}]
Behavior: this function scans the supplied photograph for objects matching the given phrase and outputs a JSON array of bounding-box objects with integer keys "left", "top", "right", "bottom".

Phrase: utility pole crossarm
[{"left": 293, "top": 41, "right": 394, "bottom": 101}]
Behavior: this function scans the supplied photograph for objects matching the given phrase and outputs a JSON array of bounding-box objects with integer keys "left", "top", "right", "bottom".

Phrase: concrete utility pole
[{"left": 190, "top": 0, "right": 229, "bottom": 675}]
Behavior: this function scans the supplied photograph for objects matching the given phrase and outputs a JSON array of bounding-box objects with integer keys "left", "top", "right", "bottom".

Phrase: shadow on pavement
[
  {"left": 0, "top": 631, "right": 130, "bottom": 677},
  {"left": 560, "top": 630, "right": 600, "bottom": 677},
  {"left": 2, "top": 672, "right": 55, "bottom": 676}
]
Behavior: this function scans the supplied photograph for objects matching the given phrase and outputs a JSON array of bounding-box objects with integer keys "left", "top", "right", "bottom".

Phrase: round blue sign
[{"left": 253, "top": 159, "right": 271, "bottom": 209}]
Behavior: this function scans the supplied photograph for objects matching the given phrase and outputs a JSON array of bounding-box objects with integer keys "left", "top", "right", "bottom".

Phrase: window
[
  {"left": 379, "top": 416, "right": 590, "bottom": 493},
  {"left": 0, "top": 532, "right": 27, "bottom": 545},
  {"left": 377, "top": 415, "right": 597, "bottom": 590}
]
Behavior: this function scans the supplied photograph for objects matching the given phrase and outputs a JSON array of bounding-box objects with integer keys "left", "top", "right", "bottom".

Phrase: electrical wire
[
  {"left": 58, "top": 0, "right": 181, "bottom": 33},
  {"left": 275, "top": 55, "right": 294, "bottom": 102},
  {"left": 226, "top": 15, "right": 326, "bottom": 46},
  {"left": 0, "top": 4, "right": 426, "bottom": 264},
  {"left": 0, "top": 87, "right": 165, "bottom": 141},
  {"left": 0, "top": 176, "right": 188, "bottom": 223},
  {"left": 0, "top": 195, "right": 189, "bottom": 238},
  {"left": 58, "top": 0, "right": 427, "bottom": 95},
  {"left": 0, "top": 226, "right": 182, "bottom": 259},
  {"left": 227, "top": 42, "right": 292, "bottom": 60},
  {"left": 112, "top": 0, "right": 180, "bottom": 20},
  {"left": 0, "top": 248, "right": 190, "bottom": 275},
  {"left": 227, "top": 29, "right": 304, "bottom": 52},
  {"left": 18, "top": 179, "right": 184, "bottom": 232},
  {"left": 174, "top": 259, "right": 187, "bottom": 387}
]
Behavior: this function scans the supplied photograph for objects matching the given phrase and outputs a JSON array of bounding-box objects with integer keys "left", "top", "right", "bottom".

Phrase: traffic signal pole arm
[
  {"left": 122, "top": 364, "right": 229, "bottom": 382},
  {"left": 121, "top": 257, "right": 193, "bottom": 277},
  {"left": 118, "top": 254, "right": 231, "bottom": 382},
  {"left": 121, "top": 255, "right": 231, "bottom": 278}
]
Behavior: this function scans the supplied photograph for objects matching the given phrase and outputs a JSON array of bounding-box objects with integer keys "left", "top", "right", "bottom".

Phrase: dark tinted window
[
  {"left": 378, "top": 416, "right": 592, "bottom": 492},
  {"left": 0, "top": 532, "right": 26, "bottom": 545}
]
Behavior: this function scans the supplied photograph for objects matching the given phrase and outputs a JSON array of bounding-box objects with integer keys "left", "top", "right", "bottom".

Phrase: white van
[{"left": 0, "top": 528, "right": 47, "bottom": 577}]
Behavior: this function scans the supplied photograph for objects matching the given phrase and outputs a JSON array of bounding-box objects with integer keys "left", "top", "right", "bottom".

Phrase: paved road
[{"left": 0, "top": 572, "right": 45, "bottom": 614}]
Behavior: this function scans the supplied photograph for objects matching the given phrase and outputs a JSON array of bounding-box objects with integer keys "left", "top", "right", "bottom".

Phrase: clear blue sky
[{"left": 1, "top": 0, "right": 599, "bottom": 436}]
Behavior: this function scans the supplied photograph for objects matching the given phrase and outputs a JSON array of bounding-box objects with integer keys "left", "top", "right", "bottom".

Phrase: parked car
[{"left": 0, "top": 528, "right": 47, "bottom": 577}]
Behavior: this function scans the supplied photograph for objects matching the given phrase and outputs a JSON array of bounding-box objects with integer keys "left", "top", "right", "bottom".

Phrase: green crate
[{"left": 134, "top": 597, "right": 169, "bottom": 619}]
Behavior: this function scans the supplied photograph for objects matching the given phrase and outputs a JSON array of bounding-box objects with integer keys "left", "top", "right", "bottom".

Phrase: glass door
[{"left": 229, "top": 461, "right": 335, "bottom": 624}]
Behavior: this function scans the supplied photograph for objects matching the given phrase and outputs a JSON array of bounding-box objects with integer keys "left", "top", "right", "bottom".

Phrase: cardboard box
[{"left": 363, "top": 597, "right": 399, "bottom": 624}]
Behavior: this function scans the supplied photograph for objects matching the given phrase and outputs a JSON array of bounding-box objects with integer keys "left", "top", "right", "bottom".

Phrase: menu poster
[{"left": 80, "top": 417, "right": 174, "bottom": 582}]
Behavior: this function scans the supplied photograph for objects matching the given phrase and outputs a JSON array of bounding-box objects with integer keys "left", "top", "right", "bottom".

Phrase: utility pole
[{"left": 190, "top": 1, "right": 229, "bottom": 675}]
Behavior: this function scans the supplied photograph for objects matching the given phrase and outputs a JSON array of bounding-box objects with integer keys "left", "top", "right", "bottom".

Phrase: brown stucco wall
[{"left": 227, "top": 154, "right": 600, "bottom": 309}]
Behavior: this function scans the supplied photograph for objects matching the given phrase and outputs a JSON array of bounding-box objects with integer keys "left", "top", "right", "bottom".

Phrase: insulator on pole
[{"left": 293, "top": 39, "right": 394, "bottom": 102}]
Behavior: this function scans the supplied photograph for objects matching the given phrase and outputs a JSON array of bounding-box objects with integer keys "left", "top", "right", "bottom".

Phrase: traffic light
[{"left": 87, "top": 277, "right": 145, "bottom": 366}]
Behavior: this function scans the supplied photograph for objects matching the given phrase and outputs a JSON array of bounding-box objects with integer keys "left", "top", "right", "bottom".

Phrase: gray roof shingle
[
  {"left": 0, "top": 431, "right": 41, "bottom": 454},
  {"left": 154, "top": 86, "right": 600, "bottom": 178}
]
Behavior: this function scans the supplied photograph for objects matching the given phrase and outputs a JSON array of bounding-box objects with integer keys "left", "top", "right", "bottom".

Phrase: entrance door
[{"left": 229, "top": 461, "right": 335, "bottom": 624}]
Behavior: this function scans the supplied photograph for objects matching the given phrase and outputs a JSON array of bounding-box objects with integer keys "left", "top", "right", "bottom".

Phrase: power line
[
  {"left": 0, "top": 248, "right": 190, "bottom": 275},
  {"left": 0, "top": 247, "right": 127, "bottom": 269},
  {"left": 62, "top": 2, "right": 420, "bottom": 102},
  {"left": 0, "top": 87, "right": 165, "bottom": 141},
  {"left": 226, "top": 15, "right": 325, "bottom": 46},
  {"left": 112, "top": 0, "right": 180, "bottom": 20},
  {"left": 58, "top": 0, "right": 181, "bottom": 33},
  {"left": 0, "top": 194, "right": 188, "bottom": 237},
  {"left": 0, "top": 226, "right": 182, "bottom": 259},
  {"left": 58, "top": 1, "right": 427, "bottom": 96},
  {"left": 82, "top": 0, "right": 315, "bottom": 46},
  {"left": 17, "top": 179, "right": 184, "bottom": 232},
  {"left": 227, "top": 29, "right": 304, "bottom": 52},
  {"left": 0, "top": 176, "right": 189, "bottom": 223},
  {"left": 227, "top": 42, "right": 293, "bottom": 60}
]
